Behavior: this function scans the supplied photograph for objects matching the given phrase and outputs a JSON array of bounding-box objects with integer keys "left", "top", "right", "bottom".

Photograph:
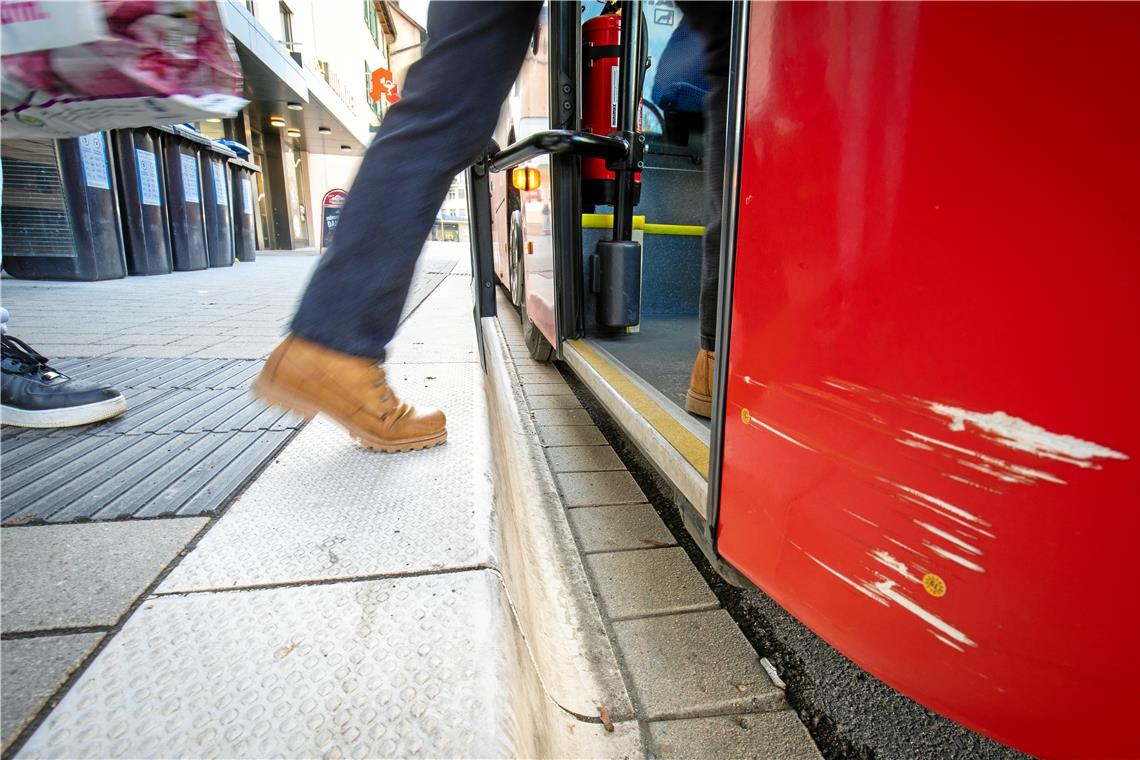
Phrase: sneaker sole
[
  {"left": 684, "top": 390, "right": 712, "bottom": 419},
  {"left": 251, "top": 377, "right": 447, "bottom": 454},
  {"left": 0, "top": 395, "right": 128, "bottom": 428}
]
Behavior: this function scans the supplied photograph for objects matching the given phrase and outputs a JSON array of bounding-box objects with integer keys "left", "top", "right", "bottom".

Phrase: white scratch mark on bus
[
  {"left": 898, "top": 437, "right": 935, "bottom": 451},
  {"left": 869, "top": 578, "right": 978, "bottom": 648},
  {"left": 925, "top": 542, "right": 986, "bottom": 573},
  {"left": 806, "top": 553, "right": 889, "bottom": 606},
  {"left": 928, "top": 404, "right": 1129, "bottom": 468},
  {"left": 844, "top": 509, "right": 880, "bottom": 528},
  {"left": 742, "top": 375, "right": 768, "bottom": 388},
  {"left": 904, "top": 431, "right": 1066, "bottom": 485},
  {"left": 870, "top": 549, "right": 922, "bottom": 583},
  {"left": 915, "top": 520, "right": 983, "bottom": 556},
  {"left": 752, "top": 419, "right": 816, "bottom": 452},
  {"left": 931, "top": 631, "right": 966, "bottom": 652},
  {"left": 886, "top": 536, "right": 926, "bottom": 557},
  {"left": 945, "top": 474, "right": 1002, "bottom": 494},
  {"left": 881, "top": 478, "right": 996, "bottom": 536}
]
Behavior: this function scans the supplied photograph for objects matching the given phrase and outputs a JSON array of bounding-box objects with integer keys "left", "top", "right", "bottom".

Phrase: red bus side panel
[{"left": 718, "top": 4, "right": 1139, "bottom": 757}]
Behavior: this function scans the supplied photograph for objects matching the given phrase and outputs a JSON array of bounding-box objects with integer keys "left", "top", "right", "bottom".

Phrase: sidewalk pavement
[{"left": 1, "top": 245, "right": 820, "bottom": 758}]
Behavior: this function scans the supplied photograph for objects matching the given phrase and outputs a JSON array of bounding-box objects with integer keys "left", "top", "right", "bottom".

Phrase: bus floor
[{"left": 591, "top": 314, "right": 709, "bottom": 428}]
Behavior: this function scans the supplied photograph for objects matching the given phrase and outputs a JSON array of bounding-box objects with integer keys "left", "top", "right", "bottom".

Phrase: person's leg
[
  {"left": 290, "top": 1, "right": 543, "bottom": 359},
  {"left": 255, "top": 1, "right": 542, "bottom": 452},
  {"left": 675, "top": 1, "right": 731, "bottom": 417}
]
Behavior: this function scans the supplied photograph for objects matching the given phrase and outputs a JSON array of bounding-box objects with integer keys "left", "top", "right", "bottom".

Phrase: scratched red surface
[{"left": 717, "top": 4, "right": 1140, "bottom": 757}]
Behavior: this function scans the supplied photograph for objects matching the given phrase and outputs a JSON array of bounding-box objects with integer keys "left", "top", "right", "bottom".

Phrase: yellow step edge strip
[
  {"left": 581, "top": 214, "right": 705, "bottom": 237},
  {"left": 567, "top": 338, "right": 710, "bottom": 479}
]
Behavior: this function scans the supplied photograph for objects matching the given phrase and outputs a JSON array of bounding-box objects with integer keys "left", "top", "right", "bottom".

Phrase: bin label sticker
[
  {"left": 181, "top": 153, "right": 200, "bottom": 203},
  {"left": 241, "top": 177, "right": 253, "bottom": 215},
  {"left": 212, "top": 163, "right": 228, "bottom": 206},
  {"left": 78, "top": 133, "right": 110, "bottom": 190},
  {"left": 135, "top": 149, "right": 161, "bottom": 207}
]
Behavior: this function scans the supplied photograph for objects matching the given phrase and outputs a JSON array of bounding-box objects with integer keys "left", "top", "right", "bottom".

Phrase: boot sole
[
  {"left": 251, "top": 377, "right": 447, "bottom": 454},
  {"left": 684, "top": 390, "right": 712, "bottom": 419}
]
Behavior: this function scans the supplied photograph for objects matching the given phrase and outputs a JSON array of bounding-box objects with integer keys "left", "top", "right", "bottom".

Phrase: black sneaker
[{"left": 1, "top": 335, "right": 127, "bottom": 428}]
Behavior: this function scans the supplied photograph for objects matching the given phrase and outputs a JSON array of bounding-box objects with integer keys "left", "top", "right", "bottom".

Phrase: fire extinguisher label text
[{"left": 610, "top": 66, "right": 619, "bottom": 129}]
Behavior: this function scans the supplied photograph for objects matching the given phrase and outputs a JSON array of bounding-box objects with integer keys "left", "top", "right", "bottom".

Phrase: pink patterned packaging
[{"left": 2, "top": 0, "right": 247, "bottom": 137}]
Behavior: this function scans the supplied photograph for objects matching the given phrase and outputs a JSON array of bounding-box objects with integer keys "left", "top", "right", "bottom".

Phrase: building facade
[{"left": 210, "top": 0, "right": 424, "bottom": 250}]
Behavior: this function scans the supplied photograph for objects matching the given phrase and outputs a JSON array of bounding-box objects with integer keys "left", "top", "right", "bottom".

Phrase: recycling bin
[
  {"left": 160, "top": 124, "right": 209, "bottom": 271},
  {"left": 0, "top": 133, "right": 127, "bottom": 281},
  {"left": 111, "top": 127, "right": 173, "bottom": 275},
  {"left": 229, "top": 157, "right": 261, "bottom": 262},
  {"left": 201, "top": 140, "right": 237, "bottom": 267}
]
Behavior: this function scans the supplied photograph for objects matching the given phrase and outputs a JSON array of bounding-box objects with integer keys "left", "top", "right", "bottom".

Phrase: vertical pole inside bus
[{"left": 596, "top": 0, "right": 643, "bottom": 329}]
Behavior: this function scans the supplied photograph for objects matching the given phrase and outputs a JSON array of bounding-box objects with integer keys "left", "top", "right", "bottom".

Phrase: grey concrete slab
[
  {"left": 538, "top": 425, "right": 607, "bottom": 447},
  {"left": 650, "top": 712, "right": 822, "bottom": 759},
  {"left": 159, "top": 365, "right": 493, "bottom": 592},
  {"left": 613, "top": 609, "right": 785, "bottom": 719},
  {"left": 586, "top": 547, "right": 718, "bottom": 620},
  {"left": 524, "top": 383, "right": 577, "bottom": 397},
  {"left": 525, "top": 394, "right": 582, "bottom": 410},
  {"left": 546, "top": 445, "right": 626, "bottom": 473},
  {"left": 557, "top": 470, "right": 646, "bottom": 507},
  {"left": 515, "top": 367, "right": 563, "bottom": 381},
  {"left": 21, "top": 572, "right": 515, "bottom": 759},
  {"left": 567, "top": 503, "right": 677, "bottom": 553},
  {"left": 0, "top": 520, "right": 207, "bottom": 632},
  {"left": 1, "top": 634, "right": 103, "bottom": 752},
  {"left": 532, "top": 407, "right": 594, "bottom": 427}
]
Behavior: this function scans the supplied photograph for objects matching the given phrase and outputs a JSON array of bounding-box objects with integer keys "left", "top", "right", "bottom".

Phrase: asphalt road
[{"left": 558, "top": 365, "right": 1029, "bottom": 760}]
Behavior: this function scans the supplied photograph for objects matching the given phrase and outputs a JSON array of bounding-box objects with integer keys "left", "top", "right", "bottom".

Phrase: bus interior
[{"left": 578, "top": 3, "right": 724, "bottom": 432}]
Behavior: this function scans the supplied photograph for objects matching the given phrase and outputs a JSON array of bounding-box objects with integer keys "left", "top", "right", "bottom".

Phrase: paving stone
[
  {"left": 1, "top": 634, "right": 103, "bottom": 752},
  {"left": 538, "top": 425, "right": 607, "bottom": 446},
  {"left": 532, "top": 408, "right": 594, "bottom": 427},
  {"left": 586, "top": 547, "right": 718, "bottom": 620},
  {"left": 21, "top": 572, "right": 513, "bottom": 759},
  {"left": 158, "top": 366, "right": 489, "bottom": 592},
  {"left": 0, "top": 520, "right": 207, "bottom": 632},
  {"left": 525, "top": 394, "right": 581, "bottom": 410},
  {"left": 524, "top": 384, "right": 577, "bottom": 397},
  {"left": 649, "top": 712, "right": 821, "bottom": 759},
  {"left": 568, "top": 503, "right": 677, "bottom": 553},
  {"left": 557, "top": 470, "right": 645, "bottom": 507},
  {"left": 515, "top": 367, "right": 562, "bottom": 381},
  {"left": 545, "top": 445, "right": 625, "bottom": 473},
  {"left": 612, "top": 609, "right": 784, "bottom": 719}
]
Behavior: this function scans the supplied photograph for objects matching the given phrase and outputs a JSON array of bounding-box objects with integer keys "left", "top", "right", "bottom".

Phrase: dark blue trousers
[{"left": 292, "top": 1, "right": 729, "bottom": 360}]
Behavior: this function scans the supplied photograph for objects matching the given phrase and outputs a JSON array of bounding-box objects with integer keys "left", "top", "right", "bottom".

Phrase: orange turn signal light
[{"left": 511, "top": 166, "right": 541, "bottom": 191}]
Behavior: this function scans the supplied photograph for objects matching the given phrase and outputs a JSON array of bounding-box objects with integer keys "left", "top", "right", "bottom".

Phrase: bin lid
[
  {"left": 227, "top": 157, "right": 262, "bottom": 173},
  {"left": 169, "top": 124, "right": 217, "bottom": 148}
]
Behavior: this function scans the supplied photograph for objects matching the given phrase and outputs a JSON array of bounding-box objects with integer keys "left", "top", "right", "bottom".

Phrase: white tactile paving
[
  {"left": 158, "top": 363, "right": 493, "bottom": 592},
  {"left": 19, "top": 572, "right": 514, "bottom": 759}
]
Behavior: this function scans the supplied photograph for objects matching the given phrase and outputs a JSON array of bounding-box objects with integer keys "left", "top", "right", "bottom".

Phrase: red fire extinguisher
[{"left": 582, "top": 8, "right": 642, "bottom": 210}]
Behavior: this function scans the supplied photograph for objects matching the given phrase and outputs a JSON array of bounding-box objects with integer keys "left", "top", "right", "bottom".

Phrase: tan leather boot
[
  {"left": 684, "top": 348, "right": 715, "bottom": 418},
  {"left": 252, "top": 335, "right": 447, "bottom": 453}
]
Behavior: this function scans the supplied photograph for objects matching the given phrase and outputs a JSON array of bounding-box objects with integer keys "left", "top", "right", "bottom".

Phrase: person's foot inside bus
[
  {"left": 252, "top": 335, "right": 447, "bottom": 453},
  {"left": 685, "top": 348, "right": 715, "bottom": 419},
  {"left": 1, "top": 335, "right": 128, "bottom": 428}
]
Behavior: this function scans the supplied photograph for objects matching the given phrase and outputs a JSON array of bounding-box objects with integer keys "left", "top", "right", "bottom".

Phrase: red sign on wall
[{"left": 369, "top": 68, "right": 400, "bottom": 104}]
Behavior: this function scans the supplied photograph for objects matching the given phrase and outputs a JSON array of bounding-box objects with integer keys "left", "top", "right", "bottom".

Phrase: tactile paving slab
[
  {"left": 19, "top": 572, "right": 512, "bottom": 759},
  {"left": 0, "top": 358, "right": 301, "bottom": 524},
  {"left": 158, "top": 364, "right": 493, "bottom": 591}
]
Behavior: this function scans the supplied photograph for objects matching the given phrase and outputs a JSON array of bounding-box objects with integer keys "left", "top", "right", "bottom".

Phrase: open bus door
[
  {"left": 466, "top": 150, "right": 497, "bottom": 371},
  {"left": 710, "top": 4, "right": 1139, "bottom": 757}
]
